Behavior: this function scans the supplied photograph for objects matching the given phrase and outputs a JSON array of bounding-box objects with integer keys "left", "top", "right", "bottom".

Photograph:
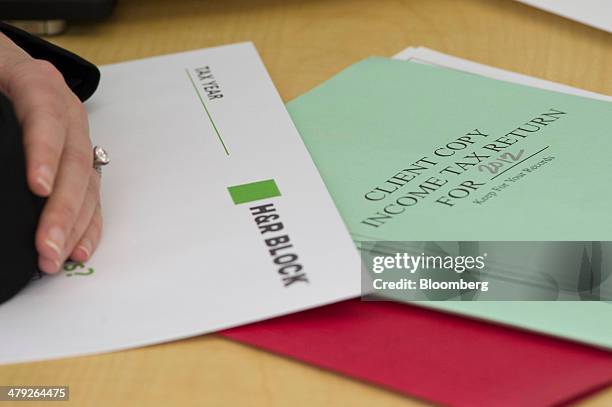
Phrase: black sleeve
[
  {"left": 0, "top": 23, "right": 101, "bottom": 304},
  {"left": 0, "top": 91, "right": 45, "bottom": 304},
  {"left": 0, "top": 21, "right": 100, "bottom": 101}
]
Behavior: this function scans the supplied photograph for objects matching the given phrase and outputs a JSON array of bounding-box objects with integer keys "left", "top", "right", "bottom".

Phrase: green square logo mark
[{"left": 228, "top": 179, "right": 281, "bottom": 205}]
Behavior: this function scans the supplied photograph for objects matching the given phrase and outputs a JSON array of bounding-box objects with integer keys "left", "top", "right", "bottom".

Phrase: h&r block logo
[{"left": 227, "top": 179, "right": 308, "bottom": 287}]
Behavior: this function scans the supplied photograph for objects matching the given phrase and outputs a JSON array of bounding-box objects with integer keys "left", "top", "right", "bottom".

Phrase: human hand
[{"left": 0, "top": 33, "right": 102, "bottom": 274}]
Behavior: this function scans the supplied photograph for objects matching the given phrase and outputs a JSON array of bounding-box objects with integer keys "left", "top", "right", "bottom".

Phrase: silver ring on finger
[{"left": 93, "top": 145, "right": 110, "bottom": 175}]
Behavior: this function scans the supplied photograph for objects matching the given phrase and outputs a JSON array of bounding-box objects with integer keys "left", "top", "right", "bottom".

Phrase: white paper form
[
  {"left": 0, "top": 43, "right": 360, "bottom": 364},
  {"left": 394, "top": 47, "right": 612, "bottom": 102},
  {"left": 515, "top": 0, "right": 612, "bottom": 34}
]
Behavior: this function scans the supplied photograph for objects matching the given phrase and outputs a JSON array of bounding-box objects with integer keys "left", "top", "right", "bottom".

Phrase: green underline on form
[{"left": 185, "top": 69, "right": 230, "bottom": 156}]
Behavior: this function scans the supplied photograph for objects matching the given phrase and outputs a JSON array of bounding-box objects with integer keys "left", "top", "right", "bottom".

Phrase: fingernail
[
  {"left": 45, "top": 227, "right": 65, "bottom": 258},
  {"left": 39, "top": 257, "right": 61, "bottom": 274},
  {"left": 77, "top": 239, "right": 92, "bottom": 260},
  {"left": 36, "top": 165, "right": 53, "bottom": 195}
]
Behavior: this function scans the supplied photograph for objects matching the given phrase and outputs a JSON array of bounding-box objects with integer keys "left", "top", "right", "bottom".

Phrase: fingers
[
  {"left": 35, "top": 120, "right": 93, "bottom": 272},
  {"left": 70, "top": 203, "right": 103, "bottom": 264},
  {"left": 21, "top": 106, "right": 67, "bottom": 196},
  {"left": 64, "top": 171, "right": 100, "bottom": 260},
  {"left": 37, "top": 171, "right": 101, "bottom": 273},
  {"left": 32, "top": 80, "right": 94, "bottom": 272},
  {"left": 4, "top": 59, "right": 71, "bottom": 197}
]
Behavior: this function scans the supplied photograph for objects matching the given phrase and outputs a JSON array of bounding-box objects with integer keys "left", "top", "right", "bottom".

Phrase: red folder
[{"left": 222, "top": 300, "right": 612, "bottom": 407}]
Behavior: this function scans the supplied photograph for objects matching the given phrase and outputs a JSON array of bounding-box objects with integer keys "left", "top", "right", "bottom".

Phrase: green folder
[{"left": 287, "top": 57, "right": 612, "bottom": 349}]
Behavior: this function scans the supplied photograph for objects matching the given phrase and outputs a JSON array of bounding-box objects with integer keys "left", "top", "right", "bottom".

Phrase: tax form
[
  {"left": 0, "top": 43, "right": 360, "bottom": 364},
  {"left": 393, "top": 46, "right": 612, "bottom": 349}
]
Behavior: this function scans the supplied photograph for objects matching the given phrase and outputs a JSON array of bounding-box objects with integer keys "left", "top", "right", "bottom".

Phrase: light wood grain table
[{"left": 2, "top": 0, "right": 612, "bottom": 405}]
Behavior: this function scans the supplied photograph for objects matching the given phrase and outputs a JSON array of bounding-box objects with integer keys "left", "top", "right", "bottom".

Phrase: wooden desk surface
[{"left": 2, "top": 0, "right": 612, "bottom": 405}]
